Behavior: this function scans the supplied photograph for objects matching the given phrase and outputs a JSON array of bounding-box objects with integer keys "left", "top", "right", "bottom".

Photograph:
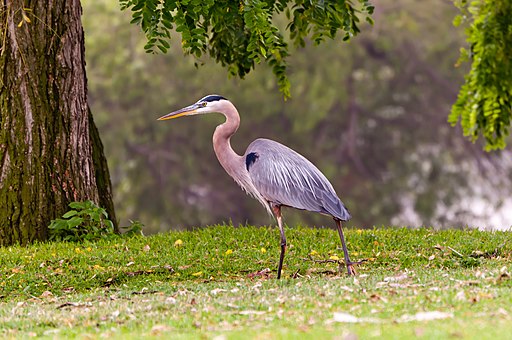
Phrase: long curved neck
[
  {"left": 211, "top": 100, "right": 272, "bottom": 215},
  {"left": 212, "top": 101, "right": 244, "bottom": 178}
]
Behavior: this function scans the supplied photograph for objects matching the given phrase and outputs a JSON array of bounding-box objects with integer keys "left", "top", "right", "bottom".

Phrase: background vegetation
[{"left": 83, "top": 0, "right": 512, "bottom": 234}]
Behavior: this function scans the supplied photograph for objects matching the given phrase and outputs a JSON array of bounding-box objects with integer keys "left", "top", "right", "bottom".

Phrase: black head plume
[{"left": 199, "top": 95, "right": 227, "bottom": 103}]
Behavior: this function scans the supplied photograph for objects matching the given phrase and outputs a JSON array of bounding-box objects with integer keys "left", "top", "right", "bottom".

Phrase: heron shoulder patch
[{"left": 245, "top": 152, "right": 259, "bottom": 171}]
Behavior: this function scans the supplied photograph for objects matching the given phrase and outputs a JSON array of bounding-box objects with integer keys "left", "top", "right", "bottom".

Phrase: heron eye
[{"left": 201, "top": 102, "right": 207, "bottom": 107}]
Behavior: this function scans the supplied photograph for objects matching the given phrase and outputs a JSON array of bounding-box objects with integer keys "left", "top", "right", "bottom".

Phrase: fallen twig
[
  {"left": 447, "top": 246, "right": 464, "bottom": 258},
  {"left": 57, "top": 302, "right": 92, "bottom": 309}
]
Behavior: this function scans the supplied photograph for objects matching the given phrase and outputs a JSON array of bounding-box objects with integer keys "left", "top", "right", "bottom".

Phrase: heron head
[{"left": 158, "top": 95, "right": 228, "bottom": 121}]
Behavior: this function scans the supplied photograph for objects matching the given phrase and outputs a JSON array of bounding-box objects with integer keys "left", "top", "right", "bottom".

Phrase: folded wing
[{"left": 245, "top": 138, "right": 351, "bottom": 221}]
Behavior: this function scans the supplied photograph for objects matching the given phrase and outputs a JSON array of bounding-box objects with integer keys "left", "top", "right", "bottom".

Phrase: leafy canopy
[
  {"left": 450, "top": 0, "right": 512, "bottom": 150},
  {"left": 119, "top": 0, "right": 374, "bottom": 98}
]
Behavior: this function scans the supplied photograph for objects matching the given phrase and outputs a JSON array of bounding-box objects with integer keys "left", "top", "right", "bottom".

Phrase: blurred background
[{"left": 82, "top": 0, "right": 512, "bottom": 233}]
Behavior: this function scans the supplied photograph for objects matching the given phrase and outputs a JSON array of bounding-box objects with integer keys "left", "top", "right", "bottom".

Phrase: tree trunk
[{"left": 0, "top": 0, "right": 117, "bottom": 245}]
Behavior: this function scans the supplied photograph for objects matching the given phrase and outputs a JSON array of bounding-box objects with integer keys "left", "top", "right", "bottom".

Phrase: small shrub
[{"left": 48, "top": 201, "right": 116, "bottom": 242}]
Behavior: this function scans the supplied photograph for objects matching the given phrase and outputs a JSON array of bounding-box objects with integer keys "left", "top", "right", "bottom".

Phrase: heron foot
[
  {"left": 341, "top": 259, "right": 365, "bottom": 276},
  {"left": 347, "top": 263, "right": 358, "bottom": 276}
]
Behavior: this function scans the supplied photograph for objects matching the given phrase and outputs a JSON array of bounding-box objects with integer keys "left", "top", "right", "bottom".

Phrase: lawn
[{"left": 1, "top": 225, "right": 511, "bottom": 339}]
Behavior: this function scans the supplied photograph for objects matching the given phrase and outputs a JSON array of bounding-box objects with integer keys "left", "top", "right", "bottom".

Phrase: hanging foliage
[
  {"left": 119, "top": 0, "right": 374, "bottom": 98},
  {"left": 450, "top": 0, "right": 512, "bottom": 150}
]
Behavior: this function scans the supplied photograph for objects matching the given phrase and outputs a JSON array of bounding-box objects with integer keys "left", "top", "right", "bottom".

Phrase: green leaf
[
  {"left": 69, "top": 202, "right": 86, "bottom": 209},
  {"left": 104, "top": 220, "right": 114, "bottom": 230},
  {"left": 62, "top": 210, "right": 78, "bottom": 218},
  {"left": 131, "top": 1, "right": 145, "bottom": 12},
  {"left": 67, "top": 217, "right": 84, "bottom": 228},
  {"left": 159, "top": 39, "right": 170, "bottom": 49},
  {"left": 157, "top": 44, "right": 168, "bottom": 53}
]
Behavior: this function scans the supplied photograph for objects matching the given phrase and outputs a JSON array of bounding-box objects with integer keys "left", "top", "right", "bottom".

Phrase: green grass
[{"left": 1, "top": 225, "right": 512, "bottom": 339}]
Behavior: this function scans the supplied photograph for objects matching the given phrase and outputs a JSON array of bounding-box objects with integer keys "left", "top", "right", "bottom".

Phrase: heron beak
[{"left": 157, "top": 104, "right": 199, "bottom": 121}]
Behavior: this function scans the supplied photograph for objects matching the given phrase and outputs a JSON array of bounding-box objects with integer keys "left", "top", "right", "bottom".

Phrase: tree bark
[{"left": 0, "top": 0, "right": 117, "bottom": 245}]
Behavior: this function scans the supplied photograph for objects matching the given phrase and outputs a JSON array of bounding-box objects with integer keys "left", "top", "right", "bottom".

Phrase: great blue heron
[{"left": 158, "top": 95, "right": 360, "bottom": 278}]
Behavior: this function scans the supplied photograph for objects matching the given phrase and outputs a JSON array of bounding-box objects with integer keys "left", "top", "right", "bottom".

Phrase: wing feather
[{"left": 245, "top": 138, "right": 351, "bottom": 221}]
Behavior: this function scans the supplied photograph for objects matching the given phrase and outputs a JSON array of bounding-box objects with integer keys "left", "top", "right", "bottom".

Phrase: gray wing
[{"left": 244, "top": 138, "right": 351, "bottom": 221}]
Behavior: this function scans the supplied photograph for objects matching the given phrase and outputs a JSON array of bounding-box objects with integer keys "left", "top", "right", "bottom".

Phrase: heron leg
[
  {"left": 272, "top": 204, "right": 286, "bottom": 279},
  {"left": 334, "top": 218, "right": 359, "bottom": 276}
]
